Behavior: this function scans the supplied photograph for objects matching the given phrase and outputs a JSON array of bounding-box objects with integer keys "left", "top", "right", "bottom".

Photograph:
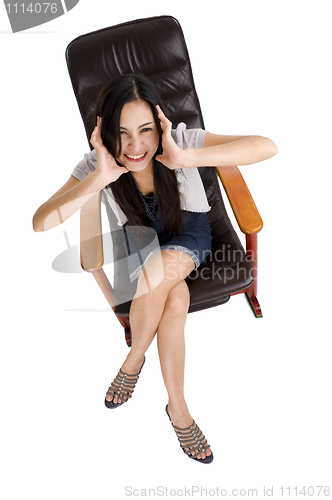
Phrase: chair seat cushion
[{"left": 114, "top": 257, "right": 253, "bottom": 317}]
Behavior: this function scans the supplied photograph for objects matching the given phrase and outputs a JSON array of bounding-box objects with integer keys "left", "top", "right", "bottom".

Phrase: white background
[{"left": 1, "top": 1, "right": 331, "bottom": 498}]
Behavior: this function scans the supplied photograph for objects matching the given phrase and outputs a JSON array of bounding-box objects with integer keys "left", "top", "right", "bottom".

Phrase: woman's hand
[
  {"left": 90, "top": 117, "right": 129, "bottom": 183},
  {"left": 155, "top": 106, "right": 187, "bottom": 170}
]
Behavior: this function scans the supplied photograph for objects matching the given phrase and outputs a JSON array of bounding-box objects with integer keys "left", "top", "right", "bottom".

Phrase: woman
[{"left": 33, "top": 74, "right": 278, "bottom": 463}]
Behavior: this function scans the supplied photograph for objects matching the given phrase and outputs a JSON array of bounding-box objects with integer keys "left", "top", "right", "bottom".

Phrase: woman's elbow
[
  {"left": 267, "top": 137, "right": 278, "bottom": 157},
  {"left": 262, "top": 136, "right": 278, "bottom": 158},
  {"left": 251, "top": 136, "right": 278, "bottom": 162},
  {"left": 32, "top": 212, "right": 44, "bottom": 232},
  {"left": 33, "top": 206, "right": 64, "bottom": 232},
  {"left": 32, "top": 206, "right": 49, "bottom": 232}
]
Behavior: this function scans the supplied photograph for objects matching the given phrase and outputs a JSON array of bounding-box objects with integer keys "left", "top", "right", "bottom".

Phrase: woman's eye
[
  {"left": 141, "top": 127, "right": 152, "bottom": 132},
  {"left": 120, "top": 130, "right": 127, "bottom": 135}
]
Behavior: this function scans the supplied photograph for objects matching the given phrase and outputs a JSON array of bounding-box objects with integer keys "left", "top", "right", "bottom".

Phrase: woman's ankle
[
  {"left": 122, "top": 351, "right": 145, "bottom": 373},
  {"left": 167, "top": 399, "right": 190, "bottom": 417},
  {"left": 167, "top": 400, "right": 193, "bottom": 428}
]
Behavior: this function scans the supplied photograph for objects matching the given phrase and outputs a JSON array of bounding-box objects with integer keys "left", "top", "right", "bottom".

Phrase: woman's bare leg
[
  {"left": 156, "top": 280, "right": 212, "bottom": 460},
  {"left": 106, "top": 250, "right": 195, "bottom": 403},
  {"left": 105, "top": 249, "right": 212, "bottom": 459}
]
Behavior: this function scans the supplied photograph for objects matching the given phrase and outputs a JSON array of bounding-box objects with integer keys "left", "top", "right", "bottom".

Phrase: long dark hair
[{"left": 94, "top": 74, "right": 183, "bottom": 237}]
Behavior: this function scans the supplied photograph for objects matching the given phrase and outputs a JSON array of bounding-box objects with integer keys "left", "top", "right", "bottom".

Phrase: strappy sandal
[
  {"left": 105, "top": 358, "right": 145, "bottom": 409},
  {"left": 166, "top": 405, "right": 214, "bottom": 464}
]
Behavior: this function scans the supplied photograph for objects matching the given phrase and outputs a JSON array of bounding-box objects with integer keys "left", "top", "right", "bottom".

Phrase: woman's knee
[
  {"left": 161, "top": 250, "right": 195, "bottom": 282},
  {"left": 164, "top": 280, "right": 190, "bottom": 316},
  {"left": 141, "top": 250, "right": 194, "bottom": 291},
  {"left": 133, "top": 250, "right": 194, "bottom": 302}
]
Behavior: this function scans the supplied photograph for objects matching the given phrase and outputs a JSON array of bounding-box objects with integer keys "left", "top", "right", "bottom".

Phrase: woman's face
[{"left": 116, "top": 100, "right": 160, "bottom": 173}]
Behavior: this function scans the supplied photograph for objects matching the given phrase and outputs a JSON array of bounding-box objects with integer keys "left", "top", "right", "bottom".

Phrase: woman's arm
[
  {"left": 187, "top": 132, "right": 278, "bottom": 168},
  {"left": 33, "top": 117, "right": 129, "bottom": 232},
  {"left": 32, "top": 172, "right": 108, "bottom": 232},
  {"left": 155, "top": 106, "right": 278, "bottom": 169}
]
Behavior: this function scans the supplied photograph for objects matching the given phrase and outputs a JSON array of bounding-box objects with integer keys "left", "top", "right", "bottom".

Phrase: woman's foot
[
  {"left": 105, "top": 353, "right": 145, "bottom": 405},
  {"left": 166, "top": 402, "right": 213, "bottom": 461}
]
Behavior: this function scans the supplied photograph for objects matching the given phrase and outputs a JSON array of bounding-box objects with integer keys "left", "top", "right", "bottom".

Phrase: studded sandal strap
[
  {"left": 172, "top": 420, "right": 210, "bottom": 458},
  {"left": 106, "top": 368, "right": 142, "bottom": 401}
]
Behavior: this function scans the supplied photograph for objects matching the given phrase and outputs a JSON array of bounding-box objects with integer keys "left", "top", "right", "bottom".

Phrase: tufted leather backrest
[{"left": 66, "top": 16, "right": 204, "bottom": 148}]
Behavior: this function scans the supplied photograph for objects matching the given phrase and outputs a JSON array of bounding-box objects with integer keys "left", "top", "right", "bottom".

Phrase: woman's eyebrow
[{"left": 120, "top": 122, "right": 153, "bottom": 130}]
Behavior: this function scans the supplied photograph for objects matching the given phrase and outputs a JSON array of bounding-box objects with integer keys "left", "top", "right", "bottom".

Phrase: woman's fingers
[
  {"left": 90, "top": 116, "right": 104, "bottom": 149},
  {"left": 88, "top": 117, "right": 127, "bottom": 182},
  {"left": 90, "top": 127, "right": 99, "bottom": 148},
  {"left": 157, "top": 105, "right": 172, "bottom": 132},
  {"left": 157, "top": 105, "right": 170, "bottom": 125},
  {"left": 90, "top": 127, "right": 98, "bottom": 148}
]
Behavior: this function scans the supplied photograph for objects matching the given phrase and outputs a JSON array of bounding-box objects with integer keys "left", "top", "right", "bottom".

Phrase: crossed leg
[
  {"left": 106, "top": 249, "right": 195, "bottom": 382},
  {"left": 105, "top": 249, "right": 212, "bottom": 460},
  {"left": 156, "top": 280, "right": 212, "bottom": 460}
]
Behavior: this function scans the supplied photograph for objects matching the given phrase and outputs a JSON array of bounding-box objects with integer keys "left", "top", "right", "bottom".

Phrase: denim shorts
[{"left": 124, "top": 211, "right": 212, "bottom": 282}]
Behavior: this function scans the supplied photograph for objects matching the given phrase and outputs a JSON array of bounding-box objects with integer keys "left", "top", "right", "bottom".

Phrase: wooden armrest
[
  {"left": 80, "top": 191, "right": 104, "bottom": 271},
  {"left": 215, "top": 166, "right": 263, "bottom": 235}
]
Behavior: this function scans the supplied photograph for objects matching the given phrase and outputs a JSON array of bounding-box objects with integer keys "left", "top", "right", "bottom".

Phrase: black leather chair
[{"left": 66, "top": 15, "right": 263, "bottom": 346}]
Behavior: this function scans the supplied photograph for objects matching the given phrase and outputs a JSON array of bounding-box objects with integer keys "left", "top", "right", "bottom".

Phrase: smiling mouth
[{"left": 124, "top": 152, "right": 148, "bottom": 162}]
